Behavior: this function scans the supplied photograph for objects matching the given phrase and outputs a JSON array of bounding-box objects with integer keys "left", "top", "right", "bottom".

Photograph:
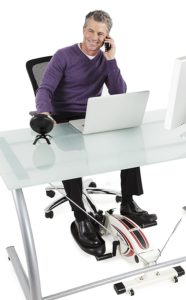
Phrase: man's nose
[{"left": 91, "top": 32, "right": 98, "bottom": 40}]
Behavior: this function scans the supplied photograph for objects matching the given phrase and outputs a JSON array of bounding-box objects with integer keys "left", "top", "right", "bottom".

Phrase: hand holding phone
[
  {"left": 104, "top": 36, "right": 115, "bottom": 60},
  {"left": 105, "top": 40, "right": 112, "bottom": 52}
]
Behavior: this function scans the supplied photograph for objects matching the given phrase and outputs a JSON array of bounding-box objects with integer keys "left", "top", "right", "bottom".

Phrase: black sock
[
  {"left": 74, "top": 210, "right": 87, "bottom": 222},
  {"left": 121, "top": 195, "right": 133, "bottom": 205}
]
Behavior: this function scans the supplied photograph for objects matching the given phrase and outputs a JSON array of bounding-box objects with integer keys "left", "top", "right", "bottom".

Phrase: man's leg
[
  {"left": 120, "top": 168, "right": 157, "bottom": 221},
  {"left": 62, "top": 178, "right": 105, "bottom": 254},
  {"left": 62, "top": 178, "right": 86, "bottom": 221},
  {"left": 53, "top": 113, "right": 105, "bottom": 255},
  {"left": 120, "top": 167, "right": 143, "bottom": 198}
]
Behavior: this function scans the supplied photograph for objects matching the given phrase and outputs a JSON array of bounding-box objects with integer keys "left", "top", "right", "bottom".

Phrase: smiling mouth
[{"left": 87, "top": 41, "right": 100, "bottom": 47}]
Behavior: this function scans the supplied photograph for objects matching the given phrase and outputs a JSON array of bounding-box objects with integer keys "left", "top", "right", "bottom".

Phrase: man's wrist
[
  {"left": 40, "top": 112, "right": 50, "bottom": 115},
  {"left": 40, "top": 112, "right": 56, "bottom": 124}
]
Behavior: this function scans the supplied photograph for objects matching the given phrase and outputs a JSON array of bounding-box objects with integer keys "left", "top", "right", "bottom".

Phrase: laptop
[{"left": 69, "top": 91, "right": 149, "bottom": 134}]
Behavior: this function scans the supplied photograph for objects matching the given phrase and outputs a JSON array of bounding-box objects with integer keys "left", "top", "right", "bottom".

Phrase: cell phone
[{"left": 105, "top": 37, "right": 112, "bottom": 52}]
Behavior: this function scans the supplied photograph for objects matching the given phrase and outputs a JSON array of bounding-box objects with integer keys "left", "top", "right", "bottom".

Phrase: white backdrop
[
  {"left": 1, "top": 0, "right": 186, "bottom": 130},
  {"left": 1, "top": 0, "right": 186, "bottom": 299}
]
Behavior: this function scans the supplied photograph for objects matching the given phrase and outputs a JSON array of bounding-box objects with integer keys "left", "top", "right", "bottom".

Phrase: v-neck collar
[{"left": 76, "top": 43, "right": 102, "bottom": 61}]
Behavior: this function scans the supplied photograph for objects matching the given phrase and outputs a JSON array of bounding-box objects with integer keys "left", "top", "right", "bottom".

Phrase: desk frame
[
  {"left": 6, "top": 188, "right": 186, "bottom": 300},
  {"left": 2, "top": 112, "right": 186, "bottom": 299}
]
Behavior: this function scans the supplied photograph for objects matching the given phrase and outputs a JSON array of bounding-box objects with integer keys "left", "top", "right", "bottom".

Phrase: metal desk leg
[
  {"left": 7, "top": 246, "right": 30, "bottom": 300},
  {"left": 8, "top": 188, "right": 42, "bottom": 300}
]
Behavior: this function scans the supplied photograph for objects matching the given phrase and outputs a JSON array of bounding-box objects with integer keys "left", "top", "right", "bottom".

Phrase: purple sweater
[{"left": 36, "top": 44, "right": 127, "bottom": 114}]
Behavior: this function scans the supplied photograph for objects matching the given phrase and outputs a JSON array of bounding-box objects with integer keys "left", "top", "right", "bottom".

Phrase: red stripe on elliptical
[{"left": 113, "top": 215, "right": 149, "bottom": 249}]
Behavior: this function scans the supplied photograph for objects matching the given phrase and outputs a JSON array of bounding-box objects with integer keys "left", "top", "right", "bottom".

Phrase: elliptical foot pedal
[{"left": 126, "top": 214, "right": 158, "bottom": 228}]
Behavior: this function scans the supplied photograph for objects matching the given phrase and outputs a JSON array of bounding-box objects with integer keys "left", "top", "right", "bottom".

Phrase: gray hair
[{"left": 84, "top": 10, "right": 113, "bottom": 32}]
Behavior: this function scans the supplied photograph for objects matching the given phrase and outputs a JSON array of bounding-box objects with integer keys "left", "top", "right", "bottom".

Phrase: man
[{"left": 36, "top": 10, "right": 157, "bottom": 256}]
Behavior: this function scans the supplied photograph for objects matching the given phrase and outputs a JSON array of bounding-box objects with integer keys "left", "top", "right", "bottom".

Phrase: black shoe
[
  {"left": 120, "top": 199, "right": 148, "bottom": 215},
  {"left": 120, "top": 199, "right": 157, "bottom": 222},
  {"left": 71, "top": 219, "right": 105, "bottom": 256}
]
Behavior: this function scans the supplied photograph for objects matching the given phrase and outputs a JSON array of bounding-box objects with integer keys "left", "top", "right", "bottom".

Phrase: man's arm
[
  {"left": 104, "top": 37, "right": 127, "bottom": 94},
  {"left": 35, "top": 50, "right": 66, "bottom": 114},
  {"left": 105, "top": 59, "right": 127, "bottom": 94}
]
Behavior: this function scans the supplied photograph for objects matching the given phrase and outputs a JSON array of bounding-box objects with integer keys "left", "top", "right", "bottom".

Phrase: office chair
[{"left": 26, "top": 56, "right": 122, "bottom": 219}]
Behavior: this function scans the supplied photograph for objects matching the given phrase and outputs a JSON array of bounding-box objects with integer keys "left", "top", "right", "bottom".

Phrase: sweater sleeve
[
  {"left": 35, "top": 50, "right": 66, "bottom": 113},
  {"left": 105, "top": 59, "right": 127, "bottom": 94}
]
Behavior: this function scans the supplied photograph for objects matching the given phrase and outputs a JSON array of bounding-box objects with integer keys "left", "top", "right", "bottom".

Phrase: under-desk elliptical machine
[
  {"left": 49, "top": 184, "right": 186, "bottom": 296},
  {"left": 49, "top": 183, "right": 186, "bottom": 296},
  {"left": 30, "top": 115, "right": 186, "bottom": 296}
]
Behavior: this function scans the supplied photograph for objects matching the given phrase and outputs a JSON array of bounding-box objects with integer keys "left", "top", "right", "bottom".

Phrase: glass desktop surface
[{"left": 1, "top": 110, "right": 186, "bottom": 190}]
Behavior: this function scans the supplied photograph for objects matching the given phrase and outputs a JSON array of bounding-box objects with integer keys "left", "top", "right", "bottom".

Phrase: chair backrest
[{"left": 26, "top": 56, "right": 52, "bottom": 95}]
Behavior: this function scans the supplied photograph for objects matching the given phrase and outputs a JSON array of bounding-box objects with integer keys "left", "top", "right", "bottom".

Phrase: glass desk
[
  {"left": 1, "top": 110, "right": 186, "bottom": 300},
  {"left": 1, "top": 110, "right": 186, "bottom": 190}
]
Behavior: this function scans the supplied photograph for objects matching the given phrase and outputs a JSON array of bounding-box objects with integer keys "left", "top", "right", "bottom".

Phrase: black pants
[{"left": 52, "top": 112, "right": 143, "bottom": 218}]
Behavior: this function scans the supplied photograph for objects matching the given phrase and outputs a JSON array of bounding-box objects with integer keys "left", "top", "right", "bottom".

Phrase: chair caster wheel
[
  {"left": 116, "top": 196, "right": 122, "bottom": 203},
  {"left": 129, "top": 289, "right": 135, "bottom": 296},
  {"left": 45, "top": 211, "right": 54, "bottom": 218},
  {"left": 88, "top": 181, "right": 97, "bottom": 188},
  {"left": 46, "top": 190, "right": 55, "bottom": 198}
]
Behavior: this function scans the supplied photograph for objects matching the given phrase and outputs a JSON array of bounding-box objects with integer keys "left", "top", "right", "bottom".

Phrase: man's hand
[
  {"left": 40, "top": 112, "right": 56, "bottom": 124},
  {"left": 103, "top": 36, "right": 116, "bottom": 60}
]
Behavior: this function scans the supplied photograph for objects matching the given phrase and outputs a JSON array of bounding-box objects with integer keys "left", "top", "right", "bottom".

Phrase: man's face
[{"left": 82, "top": 18, "right": 108, "bottom": 55}]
